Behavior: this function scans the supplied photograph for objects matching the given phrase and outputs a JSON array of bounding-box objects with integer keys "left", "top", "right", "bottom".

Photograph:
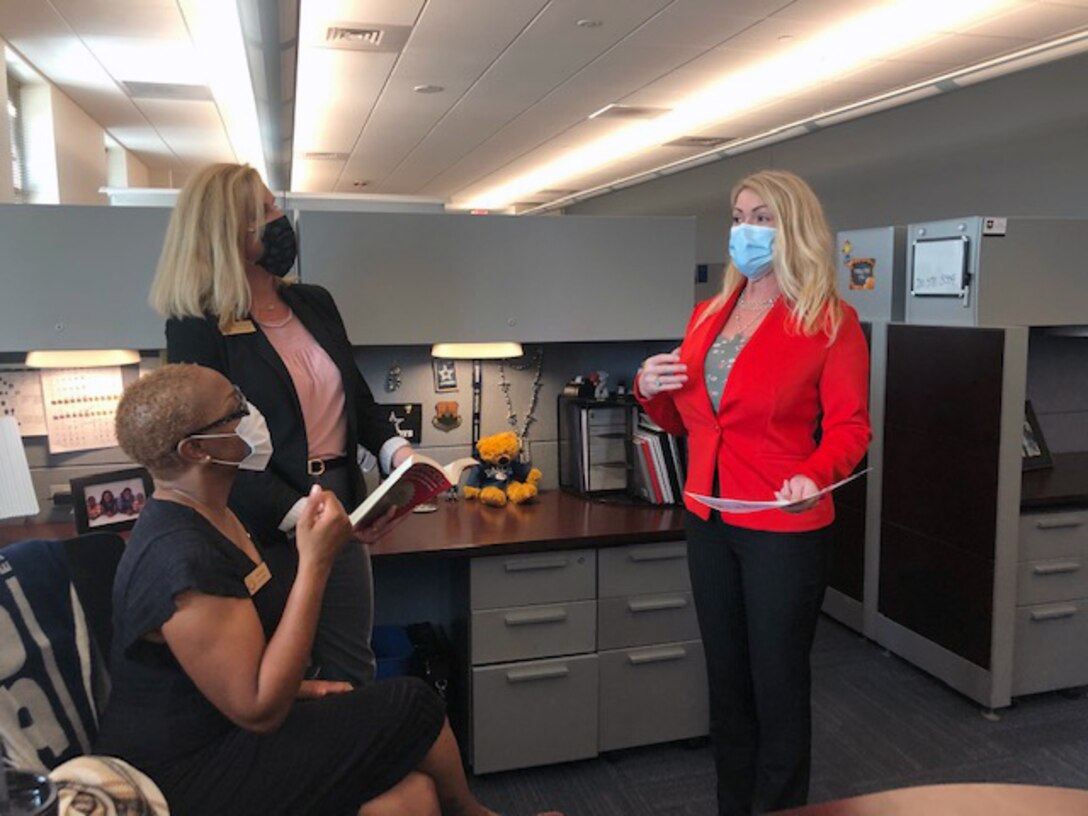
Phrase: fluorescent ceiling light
[
  {"left": 177, "top": 0, "right": 267, "bottom": 181},
  {"left": 459, "top": 0, "right": 1020, "bottom": 210},
  {"left": 25, "top": 350, "right": 141, "bottom": 369},
  {"left": 85, "top": 37, "right": 205, "bottom": 86},
  {"left": 431, "top": 342, "right": 524, "bottom": 360}
]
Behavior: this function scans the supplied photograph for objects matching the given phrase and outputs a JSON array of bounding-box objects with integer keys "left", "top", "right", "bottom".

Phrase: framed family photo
[{"left": 71, "top": 467, "right": 153, "bottom": 534}]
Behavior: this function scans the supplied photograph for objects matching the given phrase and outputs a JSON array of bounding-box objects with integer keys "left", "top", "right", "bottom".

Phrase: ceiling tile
[
  {"left": 299, "top": 0, "right": 426, "bottom": 33},
  {"left": 294, "top": 48, "right": 398, "bottom": 154},
  {"left": 134, "top": 98, "right": 235, "bottom": 166},
  {"left": 959, "top": 2, "right": 1088, "bottom": 38},
  {"left": 770, "top": 0, "right": 888, "bottom": 24},
  {"left": 895, "top": 32, "right": 1031, "bottom": 66},
  {"left": 49, "top": 0, "right": 185, "bottom": 38}
]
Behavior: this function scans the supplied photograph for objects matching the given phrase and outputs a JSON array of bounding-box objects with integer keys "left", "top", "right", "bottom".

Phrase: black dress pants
[{"left": 685, "top": 511, "right": 830, "bottom": 816}]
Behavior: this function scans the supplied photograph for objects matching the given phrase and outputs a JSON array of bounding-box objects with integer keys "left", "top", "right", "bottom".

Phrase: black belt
[{"left": 307, "top": 456, "right": 349, "bottom": 477}]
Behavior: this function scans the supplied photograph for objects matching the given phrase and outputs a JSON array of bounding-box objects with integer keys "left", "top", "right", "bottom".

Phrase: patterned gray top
[{"left": 705, "top": 334, "right": 747, "bottom": 413}]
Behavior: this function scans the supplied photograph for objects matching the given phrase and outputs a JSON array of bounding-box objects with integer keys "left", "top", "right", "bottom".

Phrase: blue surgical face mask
[{"left": 729, "top": 223, "right": 776, "bottom": 280}]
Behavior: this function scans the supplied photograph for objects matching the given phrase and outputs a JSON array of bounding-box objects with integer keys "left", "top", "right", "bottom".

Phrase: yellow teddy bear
[{"left": 462, "top": 431, "right": 542, "bottom": 507}]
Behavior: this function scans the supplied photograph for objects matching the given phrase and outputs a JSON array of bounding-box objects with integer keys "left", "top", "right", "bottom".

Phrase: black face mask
[{"left": 257, "top": 215, "right": 298, "bottom": 278}]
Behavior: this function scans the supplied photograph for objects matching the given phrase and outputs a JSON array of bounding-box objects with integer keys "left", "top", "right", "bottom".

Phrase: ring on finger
[{"left": 654, "top": 376, "right": 663, "bottom": 387}]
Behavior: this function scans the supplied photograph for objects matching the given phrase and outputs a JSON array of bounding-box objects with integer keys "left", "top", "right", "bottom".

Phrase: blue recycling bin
[{"left": 372, "top": 625, "right": 413, "bottom": 679}]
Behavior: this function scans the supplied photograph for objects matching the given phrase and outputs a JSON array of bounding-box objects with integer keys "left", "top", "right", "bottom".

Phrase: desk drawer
[
  {"left": 598, "top": 592, "right": 699, "bottom": 650},
  {"left": 599, "top": 542, "right": 689, "bottom": 598},
  {"left": 1017, "top": 558, "right": 1088, "bottom": 606},
  {"left": 472, "top": 600, "right": 596, "bottom": 665},
  {"left": 1019, "top": 511, "right": 1088, "bottom": 562},
  {"left": 472, "top": 654, "right": 598, "bottom": 773},
  {"left": 1013, "top": 599, "right": 1088, "bottom": 696},
  {"left": 598, "top": 640, "right": 708, "bottom": 752},
  {"left": 471, "top": 549, "right": 595, "bottom": 610}
]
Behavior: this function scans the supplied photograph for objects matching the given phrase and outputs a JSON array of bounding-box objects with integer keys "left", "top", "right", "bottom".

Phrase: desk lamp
[{"left": 430, "top": 342, "right": 523, "bottom": 451}]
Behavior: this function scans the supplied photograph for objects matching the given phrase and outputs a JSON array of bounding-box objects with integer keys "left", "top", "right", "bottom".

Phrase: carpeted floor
[{"left": 468, "top": 615, "right": 1088, "bottom": 815}]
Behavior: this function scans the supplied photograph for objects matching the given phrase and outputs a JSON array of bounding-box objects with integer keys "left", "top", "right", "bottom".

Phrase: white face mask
[{"left": 183, "top": 401, "right": 274, "bottom": 471}]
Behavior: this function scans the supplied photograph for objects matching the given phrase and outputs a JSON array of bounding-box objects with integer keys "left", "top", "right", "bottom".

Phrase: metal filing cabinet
[
  {"left": 1012, "top": 509, "right": 1088, "bottom": 695},
  {"left": 469, "top": 549, "right": 598, "bottom": 773},
  {"left": 597, "top": 542, "right": 708, "bottom": 752}
]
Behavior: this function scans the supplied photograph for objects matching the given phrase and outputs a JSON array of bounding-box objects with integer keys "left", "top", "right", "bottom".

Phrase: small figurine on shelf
[{"left": 593, "top": 370, "right": 610, "bottom": 400}]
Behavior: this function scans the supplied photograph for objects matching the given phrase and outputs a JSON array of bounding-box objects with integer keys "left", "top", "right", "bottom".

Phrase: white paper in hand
[{"left": 686, "top": 468, "right": 871, "bottom": 514}]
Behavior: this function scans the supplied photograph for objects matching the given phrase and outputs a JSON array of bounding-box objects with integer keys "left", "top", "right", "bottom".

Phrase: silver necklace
[
  {"left": 726, "top": 302, "right": 772, "bottom": 339},
  {"left": 497, "top": 348, "right": 544, "bottom": 441},
  {"left": 737, "top": 292, "right": 777, "bottom": 310}
]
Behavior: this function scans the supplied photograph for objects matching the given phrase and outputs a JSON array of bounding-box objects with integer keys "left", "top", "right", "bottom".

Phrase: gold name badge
[
  {"left": 224, "top": 319, "right": 257, "bottom": 336},
  {"left": 244, "top": 562, "right": 272, "bottom": 595}
]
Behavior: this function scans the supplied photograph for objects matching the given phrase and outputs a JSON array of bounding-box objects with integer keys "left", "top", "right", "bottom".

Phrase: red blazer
[{"left": 637, "top": 291, "right": 871, "bottom": 532}]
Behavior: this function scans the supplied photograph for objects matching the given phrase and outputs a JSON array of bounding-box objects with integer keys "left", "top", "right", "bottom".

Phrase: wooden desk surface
[
  {"left": 2, "top": 491, "right": 687, "bottom": 558},
  {"left": 779, "top": 783, "right": 1088, "bottom": 815},
  {"left": 369, "top": 490, "right": 687, "bottom": 559}
]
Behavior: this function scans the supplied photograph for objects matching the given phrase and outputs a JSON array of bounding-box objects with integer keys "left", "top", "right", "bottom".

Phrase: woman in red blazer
[{"left": 637, "top": 170, "right": 870, "bottom": 816}]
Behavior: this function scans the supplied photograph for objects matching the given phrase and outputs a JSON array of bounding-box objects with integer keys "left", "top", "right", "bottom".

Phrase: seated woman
[{"left": 96, "top": 363, "right": 520, "bottom": 816}]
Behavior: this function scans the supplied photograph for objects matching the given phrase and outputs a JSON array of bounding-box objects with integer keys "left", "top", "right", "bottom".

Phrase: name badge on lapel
[
  {"left": 224, "top": 319, "right": 257, "bottom": 336},
  {"left": 244, "top": 562, "right": 271, "bottom": 595}
]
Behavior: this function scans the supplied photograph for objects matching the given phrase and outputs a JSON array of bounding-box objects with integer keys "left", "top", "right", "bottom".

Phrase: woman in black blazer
[{"left": 151, "top": 163, "right": 410, "bottom": 685}]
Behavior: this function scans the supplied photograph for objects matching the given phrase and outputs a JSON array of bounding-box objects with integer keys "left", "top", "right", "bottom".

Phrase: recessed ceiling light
[
  {"left": 576, "top": 19, "right": 603, "bottom": 28},
  {"left": 413, "top": 84, "right": 444, "bottom": 94}
]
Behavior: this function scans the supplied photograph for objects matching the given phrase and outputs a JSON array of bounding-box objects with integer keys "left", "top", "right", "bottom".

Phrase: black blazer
[{"left": 166, "top": 283, "right": 396, "bottom": 540}]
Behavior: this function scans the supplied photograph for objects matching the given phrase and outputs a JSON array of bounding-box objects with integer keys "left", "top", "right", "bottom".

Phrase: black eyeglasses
[{"left": 186, "top": 385, "right": 249, "bottom": 436}]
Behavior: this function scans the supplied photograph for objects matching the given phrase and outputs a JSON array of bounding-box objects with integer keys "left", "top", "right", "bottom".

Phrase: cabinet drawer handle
[
  {"left": 628, "top": 646, "right": 687, "bottom": 665},
  {"left": 1035, "top": 519, "right": 1084, "bottom": 530},
  {"left": 1032, "top": 562, "right": 1081, "bottom": 576},
  {"left": 628, "top": 596, "right": 688, "bottom": 613},
  {"left": 629, "top": 545, "right": 686, "bottom": 563},
  {"left": 506, "top": 665, "right": 570, "bottom": 683},
  {"left": 504, "top": 608, "right": 568, "bottom": 626},
  {"left": 1030, "top": 605, "right": 1078, "bottom": 622},
  {"left": 505, "top": 556, "right": 568, "bottom": 572}
]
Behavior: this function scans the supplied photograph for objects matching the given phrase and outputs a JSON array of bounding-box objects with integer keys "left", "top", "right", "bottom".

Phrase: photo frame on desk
[
  {"left": 1022, "top": 400, "right": 1053, "bottom": 472},
  {"left": 70, "top": 467, "right": 153, "bottom": 534}
]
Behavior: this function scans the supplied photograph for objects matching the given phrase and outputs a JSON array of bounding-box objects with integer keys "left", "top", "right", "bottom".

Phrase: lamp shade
[
  {"left": 25, "top": 349, "right": 140, "bottom": 369},
  {"left": 431, "top": 342, "right": 523, "bottom": 360}
]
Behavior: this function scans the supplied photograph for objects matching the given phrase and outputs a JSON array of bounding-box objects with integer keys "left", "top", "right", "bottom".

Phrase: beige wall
[{"left": 51, "top": 87, "right": 107, "bottom": 205}]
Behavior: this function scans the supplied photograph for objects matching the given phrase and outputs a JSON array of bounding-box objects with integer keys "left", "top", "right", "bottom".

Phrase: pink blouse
[{"left": 256, "top": 311, "right": 348, "bottom": 461}]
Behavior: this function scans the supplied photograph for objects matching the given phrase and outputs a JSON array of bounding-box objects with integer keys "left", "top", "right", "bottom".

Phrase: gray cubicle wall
[
  {"left": 905, "top": 217, "right": 1088, "bottom": 328},
  {"left": 835, "top": 226, "right": 906, "bottom": 323},
  {"left": 297, "top": 211, "right": 695, "bottom": 345},
  {"left": 0, "top": 204, "right": 169, "bottom": 351}
]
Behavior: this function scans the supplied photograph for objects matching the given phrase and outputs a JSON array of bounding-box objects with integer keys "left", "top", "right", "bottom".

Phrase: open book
[
  {"left": 350, "top": 454, "right": 478, "bottom": 529},
  {"left": 686, "top": 468, "right": 871, "bottom": 514}
]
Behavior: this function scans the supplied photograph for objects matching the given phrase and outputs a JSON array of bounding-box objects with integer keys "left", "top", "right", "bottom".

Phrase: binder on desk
[{"left": 633, "top": 414, "right": 686, "bottom": 506}]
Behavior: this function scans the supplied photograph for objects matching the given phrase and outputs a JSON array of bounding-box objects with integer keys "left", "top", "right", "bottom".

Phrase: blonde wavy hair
[
  {"left": 149, "top": 163, "right": 269, "bottom": 331},
  {"left": 701, "top": 169, "right": 842, "bottom": 339}
]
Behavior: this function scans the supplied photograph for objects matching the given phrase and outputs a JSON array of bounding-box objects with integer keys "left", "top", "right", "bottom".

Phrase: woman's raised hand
[
  {"left": 638, "top": 348, "right": 688, "bottom": 398},
  {"left": 295, "top": 485, "right": 353, "bottom": 569}
]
